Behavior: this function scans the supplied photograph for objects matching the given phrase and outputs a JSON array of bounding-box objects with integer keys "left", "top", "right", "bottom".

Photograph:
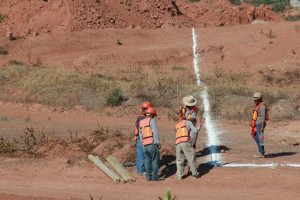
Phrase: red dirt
[{"left": 0, "top": 0, "right": 300, "bottom": 199}]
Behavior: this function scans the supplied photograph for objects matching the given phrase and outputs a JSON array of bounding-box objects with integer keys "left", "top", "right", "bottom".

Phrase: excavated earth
[{"left": 0, "top": 0, "right": 300, "bottom": 199}]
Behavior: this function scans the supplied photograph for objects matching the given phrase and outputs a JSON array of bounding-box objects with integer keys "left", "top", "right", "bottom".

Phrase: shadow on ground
[
  {"left": 196, "top": 145, "right": 230, "bottom": 157},
  {"left": 265, "top": 152, "right": 297, "bottom": 158}
]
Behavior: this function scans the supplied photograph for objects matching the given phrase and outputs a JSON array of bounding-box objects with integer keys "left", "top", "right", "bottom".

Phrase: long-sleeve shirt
[
  {"left": 185, "top": 120, "right": 201, "bottom": 144},
  {"left": 256, "top": 104, "right": 266, "bottom": 125}
]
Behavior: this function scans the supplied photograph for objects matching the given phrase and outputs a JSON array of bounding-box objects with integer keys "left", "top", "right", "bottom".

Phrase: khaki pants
[{"left": 176, "top": 142, "right": 197, "bottom": 178}]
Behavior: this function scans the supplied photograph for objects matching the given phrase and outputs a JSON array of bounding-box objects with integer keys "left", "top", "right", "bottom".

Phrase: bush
[
  {"left": 0, "top": 13, "right": 5, "bottom": 23},
  {"left": 285, "top": 15, "right": 300, "bottom": 21},
  {"left": 0, "top": 46, "right": 8, "bottom": 55},
  {"left": 106, "top": 88, "right": 125, "bottom": 107}
]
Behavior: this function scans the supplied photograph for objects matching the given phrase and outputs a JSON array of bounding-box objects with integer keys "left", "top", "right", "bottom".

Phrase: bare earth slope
[{"left": 0, "top": 0, "right": 300, "bottom": 200}]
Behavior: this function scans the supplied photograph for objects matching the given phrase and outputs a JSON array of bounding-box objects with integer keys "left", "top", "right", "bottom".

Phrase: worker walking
[
  {"left": 175, "top": 117, "right": 202, "bottom": 180},
  {"left": 249, "top": 92, "right": 269, "bottom": 158},
  {"left": 134, "top": 101, "right": 152, "bottom": 175},
  {"left": 179, "top": 95, "right": 199, "bottom": 125},
  {"left": 139, "top": 107, "right": 164, "bottom": 181}
]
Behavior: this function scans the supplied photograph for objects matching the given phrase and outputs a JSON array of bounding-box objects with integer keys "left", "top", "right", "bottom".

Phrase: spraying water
[{"left": 192, "top": 28, "right": 222, "bottom": 165}]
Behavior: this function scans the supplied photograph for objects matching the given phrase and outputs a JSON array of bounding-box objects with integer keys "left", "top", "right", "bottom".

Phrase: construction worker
[
  {"left": 134, "top": 101, "right": 152, "bottom": 175},
  {"left": 179, "top": 95, "right": 198, "bottom": 125},
  {"left": 139, "top": 107, "right": 164, "bottom": 181},
  {"left": 175, "top": 117, "right": 201, "bottom": 180},
  {"left": 249, "top": 92, "right": 269, "bottom": 158}
]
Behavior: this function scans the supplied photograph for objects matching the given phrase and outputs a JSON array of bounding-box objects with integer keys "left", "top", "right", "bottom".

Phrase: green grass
[
  {"left": 0, "top": 13, "right": 5, "bottom": 23},
  {"left": 229, "top": 0, "right": 290, "bottom": 12}
]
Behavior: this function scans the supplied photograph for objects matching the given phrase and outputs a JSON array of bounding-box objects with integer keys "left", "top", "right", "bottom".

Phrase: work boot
[
  {"left": 151, "top": 177, "right": 165, "bottom": 181},
  {"left": 192, "top": 172, "right": 200, "bottom": 179},
  {"left": 254, "top": 154, "right": 265, "bottom": 158}
]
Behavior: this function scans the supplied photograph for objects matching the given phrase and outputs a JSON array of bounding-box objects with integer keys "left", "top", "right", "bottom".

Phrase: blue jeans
[
  {"left": 136, "top": 138, "right": 145, "bottom": 174},
  {"left": 143, "top": 144, "right": 160, "bottom": 180},
  {"left": 254, "top": 123, "right": 265, "bottom": 155}
]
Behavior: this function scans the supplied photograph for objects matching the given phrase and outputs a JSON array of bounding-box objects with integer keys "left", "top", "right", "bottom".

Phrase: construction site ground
[{"left": 1, "top": 0, "right": 300, "bottom": 199}]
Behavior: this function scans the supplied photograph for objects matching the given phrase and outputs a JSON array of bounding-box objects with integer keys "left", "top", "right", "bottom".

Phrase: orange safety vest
[
  {"left": 139, "top": 118, "right": 154, "bottom": 146},
  {"left": 133, "top": 114, "right": 145, "bottom": 141},
  {"left": 249, "top": 102, "right": 269, "bottom": 136},
  {"left": 175, "top": 120, "right": 191, "bottom": 145},
  {"left": 180, "top": 104, "right": 198, "bottom": 120}
]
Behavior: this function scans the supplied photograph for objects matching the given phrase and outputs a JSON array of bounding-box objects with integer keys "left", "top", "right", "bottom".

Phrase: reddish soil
[{"left": 0, "top": 0, "right": 300, "bottom": 199}]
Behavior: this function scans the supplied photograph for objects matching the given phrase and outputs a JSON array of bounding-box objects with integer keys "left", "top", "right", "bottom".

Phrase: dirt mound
[{"left": 0, "top": 0, "right": 282, "bottom": 37}]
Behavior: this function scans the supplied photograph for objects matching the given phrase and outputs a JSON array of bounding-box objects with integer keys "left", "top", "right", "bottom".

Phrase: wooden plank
[
  {"left": 110, "top": 155, "right": 135, "bottom": 181},
  {"left": 106, "top": 155, "right": 135, "bottom": 182},
  {"left": 111, "top": 156, "right": 135, "bottom": 181},
  {"left": 88, "top": 155, "right": 123, "bottom": 183}
]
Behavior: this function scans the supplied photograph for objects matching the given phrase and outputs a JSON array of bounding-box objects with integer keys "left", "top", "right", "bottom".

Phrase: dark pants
[
  {"left": 136, "top": 138, "right": 145, "bottom": 174},
  {"left": 143, "top": 144, "right": 160, "bottom": 180},
  {"left": 254, "top": 123, "right": 265, "bottom": 155}
]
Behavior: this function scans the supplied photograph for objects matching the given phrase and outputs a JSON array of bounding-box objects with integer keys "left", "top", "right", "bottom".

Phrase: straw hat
[
  {"left": 252, "top": 92, "right": 262, "bottom": 100},
  {"left": 182, "top": 95, "right": 197, "bottom": 106}
]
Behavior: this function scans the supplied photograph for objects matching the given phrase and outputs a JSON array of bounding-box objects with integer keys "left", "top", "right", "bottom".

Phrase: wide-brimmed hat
[
  {"left": 252, "top": 92, "right": 262, "bottom": 100},
  {"left": 182, "top": 95, "right": 197, "bottom": 106}
]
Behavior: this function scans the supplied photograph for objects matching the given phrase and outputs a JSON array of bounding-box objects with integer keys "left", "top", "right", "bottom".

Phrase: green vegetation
[
  {"left": 0, "top": 13, "right": 5, "bottom": 23},
  {"left": 159, "top": 190, "right": 178, "bottom": 200},
  {"left": 0, "top": 46, "right": 8, "bottom": 55},
  {"left": 229, "top": 0, "right": 290, "bottom": 12},
  {"left": 0, "top": 63, "right": 197, "bottom": 118},
  {"left": 172, "top": 66, "right": 186, "bottom": 71},
  {"left": 106, "top": 87, "right": 125, "bottom": 107},
  {"left": 0, "top": 116, "right": 8, "bottom": 121},
  {"left": 202, "top": 67, "right": 300, "bottom": 120},
  {"left": 285, "top": 14, "right": 300, "bottom": 21}
]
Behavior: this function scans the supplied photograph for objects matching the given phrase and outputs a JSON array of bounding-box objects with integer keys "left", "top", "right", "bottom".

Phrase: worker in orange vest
[
  {"left": 139, "top": 107, "right": 164, "bottom": 181},
  {"left": 179, "top": 95, "right": 199, "bottom": 125},
  {"left": 175, "top": 117, "right": 202, "bottom": 180},
  {"left": 249, "top": 92, "right": 269, "bottom": 158},
  {"left": 134, "top": 101, "right": 152, "bottom": 175}
]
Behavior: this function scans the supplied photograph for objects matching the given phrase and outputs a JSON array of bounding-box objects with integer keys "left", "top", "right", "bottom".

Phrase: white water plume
[{"left": 192, "top": 28, "right": 222, "bottom": 164}]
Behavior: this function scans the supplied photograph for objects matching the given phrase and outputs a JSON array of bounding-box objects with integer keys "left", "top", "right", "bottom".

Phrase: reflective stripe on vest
[
  {"left": 251, "top": 102, "right": 269, "bottom": 122},
  {"left": 181, "top": 104, "right": 198, "bottom": 120},
  {"left": 139, "top": 118, "right": 154, "bottom": 145},
  {"left": 175, "top": 120, "right": 190, "bottom": 145}
]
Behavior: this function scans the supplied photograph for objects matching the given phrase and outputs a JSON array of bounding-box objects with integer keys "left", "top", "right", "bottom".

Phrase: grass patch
[
  {"left": 285, "top": 14, "right": 300, "bottom": 21},
  {"left": 0, "top": 13, "right": 5, "bottom": 23},
  {"left": 229, "top": 0, "right": 290, "bottom": 13},
  {"left": 0, "top": 64, "right": 196, "bottom": 115},
  {"left": 0, "top": 46, "right": 8, "bottom": 55},
  {"left": 0, "top": 116, "right": 8, "bottom": 121},
  {"left": 201, "top": 68, "right": 300, "bottom": 120},
  {"left": 172, "top": 66, "right": 186, "bottom": 71}
]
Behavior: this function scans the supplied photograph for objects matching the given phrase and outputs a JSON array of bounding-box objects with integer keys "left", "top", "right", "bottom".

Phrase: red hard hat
[
  {"left": 145, "top": 107, "right": 157, "bottom": 116},
  {"left": 141, "top": 101, "right": 152, "bottom": 109}
]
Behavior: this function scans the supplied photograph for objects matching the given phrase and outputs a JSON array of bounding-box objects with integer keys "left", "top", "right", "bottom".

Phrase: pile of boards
[{"left": 88, "top": 154, "right": 135, "bottom": 183}]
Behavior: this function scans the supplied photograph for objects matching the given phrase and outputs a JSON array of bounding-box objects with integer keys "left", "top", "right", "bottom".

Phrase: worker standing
[
  {"left": 134, "top": 101, "right": 152, "bottom": 175},
  {"left": 175, "top": 117, "right": 201, "bottom": 180},
  {"left": 179, "top": 95, "right": 199, "bottom": 125},
  {"left": 139, "top": 107, "right": 164, "bottom": 181},
  {"left": 249, "top": 92, "right": 269, "bottom": 158}
]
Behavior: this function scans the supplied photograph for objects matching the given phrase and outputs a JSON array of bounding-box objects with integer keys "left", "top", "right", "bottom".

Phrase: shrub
[
  {"left": 285, "top": 15, "right": 300, "bottom": 21},
  {"left": 0, "top": 13, "right": 5, "bottom": 23},
  {"left": 159, "top": 190, "right": 178, "bottom": 200},
  {"left": 106, "top": 87, "right": 125, "bottom": 107},
  {"left": 0, "top": 46, "right": 8, "bottom": 55}
]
